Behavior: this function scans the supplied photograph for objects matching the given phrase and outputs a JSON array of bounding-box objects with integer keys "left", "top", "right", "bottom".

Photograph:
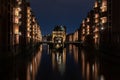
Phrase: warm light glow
[
  {"left": 30, "top": 64, "right": 32, "bottom": 73},
  {"left": 82, "top": 23, "right": 85, "bottom": 27},
  {"left": 73, "top": 46, "right": 78, "bottom": 63},
  {"left": 82, "top": 29, "right": 85, "bottom": 34},
  {"left": 87, "top": 25, "right": 90, "bottom": 29},
  {"left": 87, "top": 32, "right": 90, "bottom": 35},
  {"left": 94, "top": 27, "right": 99, "bottom": 32},
  {"left": 17, "top": 7, "right": 21, "bottom": 12},
  {"left": 95, "top": 34, "right": 98, "bottom": 38},
  {"left": 27, "top": 14, "right": 30, "bottom": 18},
  {"left": 100, "top": 75, "right": 105, "bottom": 80},
  {"left": 100, "top": 0, "right": 107, "bottom": 12},
  {"left": 95, "top": 19, "right": 99, "bottom": 23},
  {"left": 86, "top": 25, "right": 90, "bottom": 35},
  {"left": 102, "top": 0, "right": 107, "bottom": 6},
  {"left": 101, "top": 17, "right": 107, "bottom": 23},
  {"left": 15, "top": 8, "right": 19, "bottom": 16},
  {"left": 87, "top": 18, "right": 90, "bottom": 22},
  {"left": 27, "top": 19, "right": 31, "bottom": 24},
  {"left": 27, "top": 27, "right": 31, "bottom": 31},
  {"left": 27, "top": 23, "right": 30, "bottom": 27},
  {"left": 86, "top": 62, "right": 90, "bottom": 80},
  {"left": 92, "top": 64, "right": 95, "bottom": 72},
  {"left": 95, "top": 14, "right": 99, "bottom": 18},
  {"left": 101, "top": 6, "right": 107, "bottom": 12},
  {"left": 81, "top": 50, "right": 85, "bottom": 78},
  {"left": 27, "top": 33, "right": 31, "bottom": 38},
  {"left": 14, "top": 17, "right": 19, "bottom": 24},
  {"left": 14, "top": 26, "right": 19, "bottom": 34},
  {"left": 27, "top": 7, "right": 31, "bottom": 14},
  {"left": 82, "top": 20, "right": 85, "bottom": 23},
  {"left": 94, "top": 1, "right": 98, "bottom": 8}
]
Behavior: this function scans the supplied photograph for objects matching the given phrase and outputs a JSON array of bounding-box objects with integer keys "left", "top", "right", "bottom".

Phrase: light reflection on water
[
  {"left": 0, "top": 45, "right": 43, "bottom": 80},
  {"left": 51, "top": 48, "right": 66, "bottom": 76},
  {"left": 36, "top": 45, "right": 102, "bottom": 80},
  {"left": 1, "top": 44, "right": 120, "bottom": 80}
]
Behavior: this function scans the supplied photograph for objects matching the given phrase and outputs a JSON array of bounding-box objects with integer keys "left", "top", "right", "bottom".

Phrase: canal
[
  {"left": 0, "top": 44, "right": 120, "bottom": 80},
  {"left": 36, "top": 44, "right": 120, "bottom": 80}
]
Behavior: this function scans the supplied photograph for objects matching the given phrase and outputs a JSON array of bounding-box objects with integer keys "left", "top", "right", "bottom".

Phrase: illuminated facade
[
  {"left": 80, "top": 20, "right": 86, "bottom": 43},
  {"left": 66, "top": 33, "right": 73, "bottom": 42},
  {"left": 52, "top": 26, "right": 66, "bottom": 43},
  {"left": 51, "top": 48, "right": 66, "bottom": 75},
  {"left": 79, "top": 0, "right": 120, "bottom": 50},
  {"left": 66, "top": 29, "right": 79, "bottom": 42},
  {"left": 93, "top": 0, "right": 120, "bottom": 49},
  {"left": 79, "top": 10, "right": 94, "bottom": 47},
  {"left": 0, "top": 0, "right": 42, "bottom": 56},
  {"left": 0, "top": 0, "right": 20, "bottom": 53},
  {"left": 73, "top": 29, "right": 79, "bottom": 42}
]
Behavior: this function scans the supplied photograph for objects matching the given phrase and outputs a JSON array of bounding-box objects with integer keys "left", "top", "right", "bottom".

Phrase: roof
[{"left": 53, "top": 25, "right": 66, "bottom": 31}]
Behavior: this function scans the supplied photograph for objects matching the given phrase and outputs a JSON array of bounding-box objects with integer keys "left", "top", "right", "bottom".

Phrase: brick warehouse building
[
  {"left": 93, "top": 0, "right": 120, "bottom": 50},
  {"left": 79, "top": 0, "right": 120, "bottom": 51},
  {"left": 0, "top": 0, "right": 42, "bottom": 57}
]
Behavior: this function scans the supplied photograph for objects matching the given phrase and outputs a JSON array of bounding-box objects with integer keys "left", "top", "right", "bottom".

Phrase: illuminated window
[
  {"left": 27, "top": 7, "right": 31, "bottom": 14},
  {"left": 95, "top": 14, "right": 99, "bottom": 18},
  {"left": 102, "top": 0, "right": 107, "bottom": 6},
  {"left": 32, "top": 18, "right": 35, "bottom": 22},
  {"left": 87, "top": 25, "right": 90, "bottom": 29},
  {"left": 27, "top": 14, "right": 30, "bottom": 18},
  {"left": 15, "top": 8, "right": 19, "bottom": 16},
  {"left": 27, "top": 27, "right": 31, "bottom": 31},
  {"left": 100, "top": 0, "right": 107, "bottom": 12},
  {"left": 95, "top": 19, "right": 99, "bottom": 23},
  {"left": 101, "top": 17, "right": 107, "bottom": 23},
  {"left": 82, "top": 20, "right": 85, "bottom": 23},
  {"left": 14, "top": 26, "right": 19, "bottom": 34},
  {"left": 27, "top": 18, "right": 30, "bottom": 23},
  {"left": 94, "top": 1, "right": 98, "bottom": 8},
  {"left": 15, "top": 17, "right": 19, "bottom": 23},
  {"left": 87, "top": 18, "right": 90, "bottom": 22},
  {"left": 94, "top": 27, "right": 99, "bottom": 32},
  {"left": 27, "top": 33, "right": 31, "bottom": 37},
  {"left": 95, "top": 34, "right": 98, "bottom": 38},
  {"left": 82, "top": 24, "right": 85, "bottom": 27},
  {"left": 82, "top": 29, "right": 85, "bottom": 34},
  {"left": 17, "top": 7, "right": 21, "bottom": 12}
]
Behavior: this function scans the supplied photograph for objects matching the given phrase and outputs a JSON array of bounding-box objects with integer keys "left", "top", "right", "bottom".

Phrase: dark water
[
  {"left": 36, "top": 45, "right": 120, "bottom": 80},
  {"left": 0, "top": 45, "right": 120, "bottom": 80}
]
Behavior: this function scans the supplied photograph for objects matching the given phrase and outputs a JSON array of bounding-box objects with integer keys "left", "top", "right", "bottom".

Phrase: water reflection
[
  {"left": 80, "top": 49, "right": 100, "bottom": 80},
  {"left": 51, "top": 48, "right": 66, "bottom": 76},
  {"left": 26, "top": 45, "right": 42, "bottom": 80},
  {"left": 73, "top": 45, "right": 78, "bottom": 64},
  {"left": 0, "top": 45, "right": 42, "bottom": 80},
  {"left": 1, "top": 44, "right": 120, "bottom": 80}
]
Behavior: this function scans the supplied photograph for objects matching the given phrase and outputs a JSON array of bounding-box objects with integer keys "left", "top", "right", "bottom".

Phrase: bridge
[{"left": 39, "top": 41, "right": 83, "bottom": 45}]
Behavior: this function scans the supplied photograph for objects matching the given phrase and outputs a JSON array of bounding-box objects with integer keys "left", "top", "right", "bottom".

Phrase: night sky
[{"left": 30, "top": 0, "right": 95, "bottom": 35}]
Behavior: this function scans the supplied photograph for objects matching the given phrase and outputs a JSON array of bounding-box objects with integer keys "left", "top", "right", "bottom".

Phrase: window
[
  {"left": 94, "top": 1, "right": 98, "bottom": 8},
  {"left": 100, "top": 0, "right": 107, "bottom": 12},
  {"left": 95, "top": 14, "right": 99, "bottom": 18},
  {"left": 101, "top": 17, "right": 107, "bottom": 23}
]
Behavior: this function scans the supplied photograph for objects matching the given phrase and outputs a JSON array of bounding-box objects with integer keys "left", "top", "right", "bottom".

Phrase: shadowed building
[
  {"left": 0, "top": 0, "right": 22, "bottom": 55},
  {"left": 93, "top": 0, "right": 120, "bottom": 50},
  {"left": 79, "top": 0, "right": 120, "bottom": 50},
  {"left": 0, "top": 0, "right": 42, "bottom": 57}
]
